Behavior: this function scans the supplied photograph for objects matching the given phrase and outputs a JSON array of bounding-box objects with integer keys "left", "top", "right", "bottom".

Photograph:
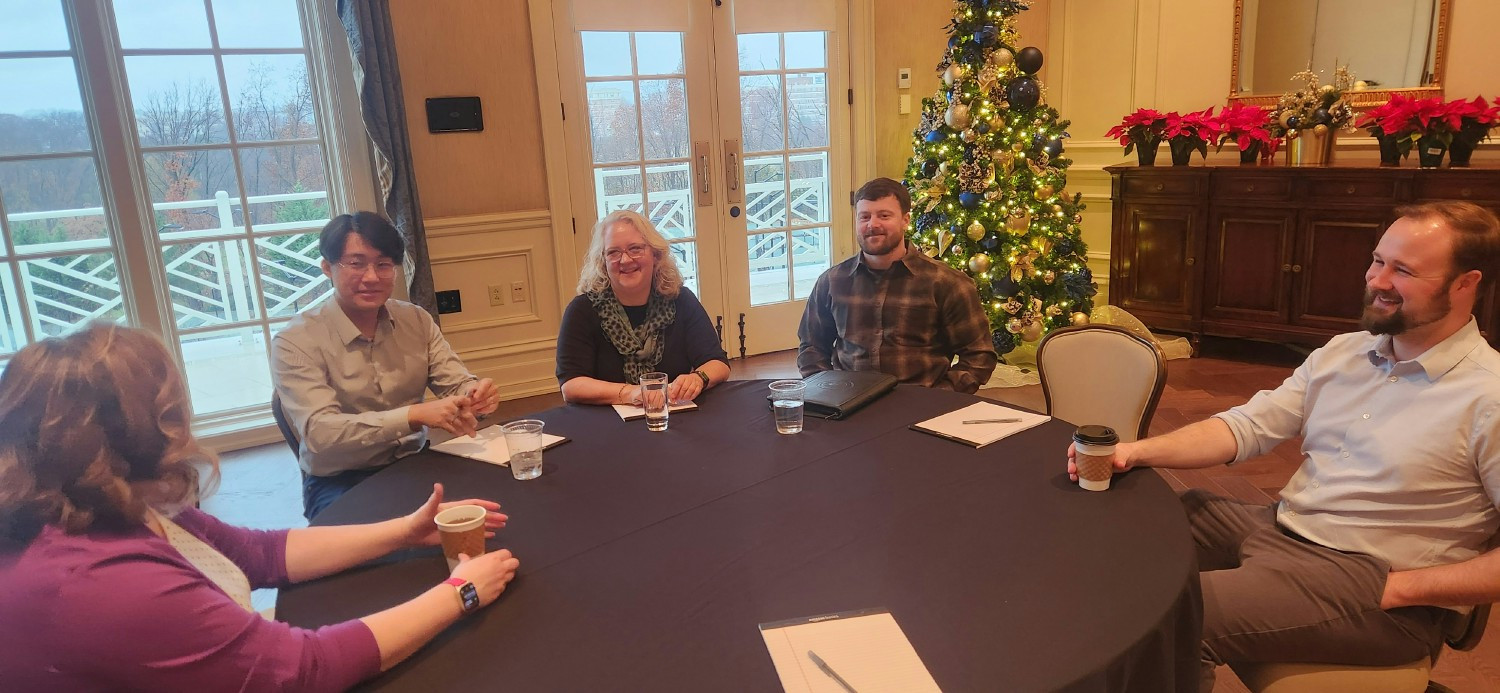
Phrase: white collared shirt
[
  {"left": 272, "top": 297, "right": 476, "bottom": 476},
  {"left": 1214, "top": 319, "right": 1500, "bottom": 571}
]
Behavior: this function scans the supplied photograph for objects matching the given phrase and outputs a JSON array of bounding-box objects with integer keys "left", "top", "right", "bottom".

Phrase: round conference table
[{"left": 277, "top": 380, "right": 1201, "bottom": 692}]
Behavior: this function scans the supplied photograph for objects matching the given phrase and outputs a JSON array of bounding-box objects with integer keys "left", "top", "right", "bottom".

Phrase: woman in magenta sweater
[{"left": 0, "top": 323, "right": 521, "bottom": 691}]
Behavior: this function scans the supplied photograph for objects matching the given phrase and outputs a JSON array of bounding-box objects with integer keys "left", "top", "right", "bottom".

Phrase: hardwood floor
[{"left": 213, "top": 340, "right": 1500, "bottom": 691}]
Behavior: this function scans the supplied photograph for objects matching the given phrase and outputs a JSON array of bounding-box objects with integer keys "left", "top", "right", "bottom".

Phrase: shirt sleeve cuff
[
  {"left": 1210, "top": 411, "right": 1253, "bottom": 465},
  {"left": 385, "top": 406, "right": 413, "bottom": 438}
]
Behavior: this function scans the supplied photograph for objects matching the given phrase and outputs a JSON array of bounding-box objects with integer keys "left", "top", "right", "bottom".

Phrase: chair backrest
[
  {"left": 1037, "top": 324, "right": 1167, "bottom": 442},
  {"left": 1445, "top": 603, "right": 1491, "bottom": 652},
  {"left": 270, "top": 392, "right": 300, "bottom": 456}
]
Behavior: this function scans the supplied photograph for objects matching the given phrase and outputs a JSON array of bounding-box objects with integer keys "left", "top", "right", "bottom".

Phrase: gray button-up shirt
[
  {"left": 1215, "top": 319, "right": 1500, "bottom": 571},
  {"left": 271, "top": 298, "right": 476, "bottom": 476}
]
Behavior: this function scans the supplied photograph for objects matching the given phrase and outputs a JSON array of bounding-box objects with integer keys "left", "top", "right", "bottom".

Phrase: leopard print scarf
[{"left": 587, "top": 288, "right": 676, "bottom": 384}]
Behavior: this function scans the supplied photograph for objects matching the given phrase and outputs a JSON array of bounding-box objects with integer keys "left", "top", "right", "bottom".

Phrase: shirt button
[
  {"left": 1387, "top": 376, "right": 1398, "bottom": 383},
  {"left": 1362, "top": 413, "right": 1370, "bottom": 419},
  {"left": 1341, "top": 452, "right": 1350, "bottom": 458},
  {"left": 1312, "top": 481, "right": 1320, "bottom": 488}
]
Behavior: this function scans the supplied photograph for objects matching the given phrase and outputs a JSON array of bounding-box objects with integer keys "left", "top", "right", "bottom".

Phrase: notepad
[
  {"left": 759, "top": 609, "right": 939, "bottom": 693},
  {"left": 909, "top": 401, "right": 1050, "bottom": 448},
  {"left": 430, "top": 425, "right": 567, "bottom": 467},
  {"left": 612, "top": 401, "right": 698, "bottom": 421}
]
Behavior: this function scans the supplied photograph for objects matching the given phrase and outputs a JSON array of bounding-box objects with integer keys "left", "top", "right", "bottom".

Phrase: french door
[{"left": 555, "top": 0, "right": 852, "bottom": 357}]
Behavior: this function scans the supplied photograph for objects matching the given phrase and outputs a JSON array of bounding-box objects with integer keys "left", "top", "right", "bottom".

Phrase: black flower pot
[
  {"left": 1168, "top": 137, "right": 1195, "bottom": 166},
  {"left": 1238, "top": 141, "right": 1262, "bottom": 165},
  {"left": 1417, "top": 135, "right": 1446, "bottom": 168},
  {"left": 1449, "top": 139, "right": 1477, "bottom": 167},
  {"left": 1375, "top": 134, "right": 1402, "bottom": 167},
  {"left": 1135, "top": 138, "right": 1160, "bottom": 166}
]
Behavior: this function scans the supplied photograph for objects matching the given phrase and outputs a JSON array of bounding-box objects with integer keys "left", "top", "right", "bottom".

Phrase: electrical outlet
[
  {"left": 510, "top": 281, "right": 527, "bottom": 303},
  {"left": 488, "top": 284, "right": 506, "bottom": 306}
]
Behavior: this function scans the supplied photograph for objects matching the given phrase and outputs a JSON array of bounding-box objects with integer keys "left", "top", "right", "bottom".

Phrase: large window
[{"left": 0, "top": 0, "right": 372, "bottom": 444}]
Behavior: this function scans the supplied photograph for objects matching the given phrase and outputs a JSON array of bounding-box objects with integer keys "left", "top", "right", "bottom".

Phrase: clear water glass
[
  {"left": 503, "top": 419, "right": 546, "bottom": 480},
  {"left": 640, "top": 371, "right": 669, "bottom": 431},
  {"left": 769, "top": 379, "right": 805, "bottom": 434}
]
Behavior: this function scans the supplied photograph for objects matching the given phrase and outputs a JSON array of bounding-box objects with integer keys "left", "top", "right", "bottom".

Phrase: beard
[
  {"left": 857, "top": 229, "right": 905, "bottom": 257},
  {"left": 1360, "top": 286, "right": 1451, "bottom": 335}
]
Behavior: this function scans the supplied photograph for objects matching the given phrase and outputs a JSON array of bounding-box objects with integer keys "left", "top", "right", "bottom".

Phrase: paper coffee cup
[
  {"left": 435, "top": 505, "right": 487, "bottom": 571},
  {"left": 1073, "top": 425, "right": 1120, "bottom": 492}
]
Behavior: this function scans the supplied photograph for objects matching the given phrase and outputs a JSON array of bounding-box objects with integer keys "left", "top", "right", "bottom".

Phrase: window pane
[
  {"left": 740, "top": 75, "right": 784, "bottom": 153},
  {"left": 239, "top": 144, "right": 329, "bottom": 230},
  {"left": 594, "top": 165, "right": 642, "bottom": 217},
  {"left": 785, "top": 32, "right": 826, "bottom": 69},
  {"left": 635, "top": 32, "right": 683, "bottom": 75},
  {"left": 112, "top": 0, "right": 212, "bottom": 49},
  {"left": 143, "top": 149, "right": 241, "bottom": 237},
  {"left": 787, "top": 73, "right": 828, "bottom": 149},
  {"left": 255, "top": 233, "right": 330, "bottom": 318},
  {"left": 0, "top": 263, "right": 27, "bottom": 355},
  {"left": 180, "top": 324, "right": 271, "bottom": 414},
  {"left": 747, "top": 231, "right": 789, "bottom": 305},
  {"left": 163, "top": 238, "right": 260, "bottom": 328},
  {"left": 19, "top": 252, "right": 124, "bottom": 337},
  {"left": 581, "top": 32, "right": 632, "bottom": 77},
  {"left": 126, "top": 56, "right": 230, "bottom": 146},
  {"left": 587, "top": 81, "right": 639, "bottom": 164},
  {"left": 668, "top": 241, "right": 698, "bottom": 298},
  {"left": 743, "top": 155, "right": 785, "bottom": 231},
  {"left": 0, "top": 157, "right": 110, "bottom": 255},
  {"left": 789, "top": 152, "right": 830, "bottom": 225},
  {"left": 639, "top": 79, "right": 687, "bottom": 160},
  {"left": 645, "top": 163, "right": 692, "bottom": 239},
  {"left": 0, "top": 58, "right": 91, "bottom": 156},
  {"left": 0, "top": 0, "right": 71, "bottom": 51},
  {"left": 223, "top": 54, "right": 316, "bottom": 142},
  {"left": 211, "top": 0, "right": 304, "bottom": 49},
  {"left": 792, "top": 227, "right": 831, "bottom": 299},
  {"left": 738, "top": 33, "right": 780, "bottom": 71}
]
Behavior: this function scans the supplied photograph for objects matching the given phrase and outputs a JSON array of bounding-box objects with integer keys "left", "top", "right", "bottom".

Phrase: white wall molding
[
  {"left": 459, "top": 336, "right": 559, "bottom": 361},
  {"left": 425, "top": 209, "right": 553, "bottom": 238}
]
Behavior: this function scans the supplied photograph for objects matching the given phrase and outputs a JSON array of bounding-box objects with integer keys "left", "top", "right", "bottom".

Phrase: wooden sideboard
[{"left": 1106, "top": 164, "right": 1500, "bottom": 349}]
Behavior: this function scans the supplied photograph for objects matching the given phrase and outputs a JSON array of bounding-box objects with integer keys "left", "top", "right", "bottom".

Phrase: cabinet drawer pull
[
  {"left": 1282, "top": 263, "right": 1292, "bottom": 273},
  {"left": 1246, "top": 184, "right": 1256, "bottom": 193},
  {"left": 1154, "top": 183, "right": 1165, "bottom": 192},
  {"left": 1186, "top": 257, "right": 1196, "bottom": 266},
  {"left": 1292, "top": 264, "right": 1303, "bottom": 273},
  {"left": 1345, "top": 185, "right": 1357, "bottom": 194}
]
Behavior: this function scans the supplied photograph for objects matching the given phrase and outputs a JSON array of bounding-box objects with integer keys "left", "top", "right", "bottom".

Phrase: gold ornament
[
  {"left": 945, "top": 103, "right": 972, "bottom": 129},
  {"left": 961, "top": 128, "right": 977, "bottom": 143},
  {"left": 968, "top": 252, "right": 992, "bottom": 275},
  {"left": 924, "top": 244, "right": 940, "bottom": 258},
  {"left": 1034, "top": 184, "right": 1055, "bottom": 201},
  {"left": 1006, "top": 318, "right": 1023, "bottom": 334},
  {"left": 938, "top": 161, "right": 950, "bottom": 175},
  {"left": 943, "top": 62, "right": 964, "bottom": 87},
  {"left": 987, "top": 116, "right": 1004, "bottom": 132},
  {"left": 1043, "top": 270, "right": 1056, "bottom": 284},
  {"left": 1006, "top": 214, "right": 1028, "bottom": 233},
  {"left": 1072, "top": 213, "right": 1083, "bottom": 224},
  {"left": 1071, "top": 311, "right": 1090, "bottom": 325},
  {"left": 1052, "top": 204, "right": 1063, "bottom": 214},
  {"left": 966, "top": 219, "right": 986, "bottom": 241},
  {"left": 1011, "top": 141, "right": 1026, "bottom": 152},
  {"left": 1021, "top": 321, "right": 1043, "bottom": 342},
  {"left": 990, "top": 48, "right": 1014, "bottom": 69},
  {"left": 1278, "top": 110, "right": 1294, "bottom": 127},
  {"left": 1312, "top": 123, "right": 1331, "bottom": 136}
]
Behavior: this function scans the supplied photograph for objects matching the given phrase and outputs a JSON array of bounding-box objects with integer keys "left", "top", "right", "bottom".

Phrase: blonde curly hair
[
  {"left": 0, "top": 323, "right": 217, "bottom": 545},
  {"left": 575, "top": 210, "right": 683, "bottom": 300}
]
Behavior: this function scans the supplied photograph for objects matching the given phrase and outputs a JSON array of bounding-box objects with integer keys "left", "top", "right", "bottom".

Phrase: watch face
[{"left": 459, "top": 582, "right": 480, "bottom": 612}]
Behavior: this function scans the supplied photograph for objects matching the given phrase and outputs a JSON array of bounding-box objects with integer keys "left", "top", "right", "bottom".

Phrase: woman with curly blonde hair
[
  {"left": 556, "top": 210, "right": 729, "bottom": 404},
  {"left": 0, "top": 323, "right": 520, "bottom": 690}
]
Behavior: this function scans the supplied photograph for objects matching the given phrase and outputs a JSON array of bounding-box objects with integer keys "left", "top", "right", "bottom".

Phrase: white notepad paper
[
  {"left": 759, "top": 609, "right": 939, "bottom": 693},
  {"left": 910, "top": 401, "right": 1050, "bottom": 448},
  {"left": 430, "top": 425, "right": 567, "bottom": 467},
  {"left": 611, "top": 400, "right": 698, "bottom": 421}
]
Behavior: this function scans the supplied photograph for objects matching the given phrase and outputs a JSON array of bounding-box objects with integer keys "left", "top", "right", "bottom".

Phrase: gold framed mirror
[{"left": 1229, "top": 0, "right": 1449, "bottom": 108}]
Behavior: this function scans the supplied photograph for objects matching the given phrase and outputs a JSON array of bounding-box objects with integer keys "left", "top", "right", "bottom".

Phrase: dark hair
[
  {"left": 1394, "top": 201, "right": 1500, "bottom": 291},
  {"left": 855, "top": 177, "right": 912, "bottom": 214},
  {"left": 0, "top": 323, "right": 217, "bottom": 545},
  {"left": 319, "top": 212, "right": 407, "bottom": 265}
]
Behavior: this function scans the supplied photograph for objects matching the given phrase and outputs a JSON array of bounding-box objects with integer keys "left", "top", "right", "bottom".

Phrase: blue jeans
[{"left": 301, "top": 466, "right": 386, "bottom": 521}]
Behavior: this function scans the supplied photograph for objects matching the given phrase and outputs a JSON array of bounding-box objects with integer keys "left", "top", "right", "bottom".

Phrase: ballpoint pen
[
  {"left": 807, "top": 650, "right": 857, "bottom": 693},
  {"left": 962, "top": 418, "right": 1021, "bottom": 424}
]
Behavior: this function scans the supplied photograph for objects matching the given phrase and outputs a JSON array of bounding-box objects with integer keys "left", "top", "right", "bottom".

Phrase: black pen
[
  {"left": 962, "top": 418, "right": 1021, "bottom": 424},
  {"left": 807, "top": 650, "right": 857, "bottom": 693}
]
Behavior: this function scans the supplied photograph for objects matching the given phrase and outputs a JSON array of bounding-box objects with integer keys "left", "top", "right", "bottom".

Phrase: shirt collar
[
  {"left": 1366, "top": 317, "right": 1485, "bottom": 380},
  {"left": 321, "top": 296, "right": 394, "bottom": 345},
  {"left": 848, "top": 240, "right": 917, "bottom": 277}
]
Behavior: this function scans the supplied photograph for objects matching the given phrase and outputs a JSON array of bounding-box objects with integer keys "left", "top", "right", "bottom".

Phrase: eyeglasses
[
  {"left": 604, "top": 244, "right": 651, "bottom": 264},
  {"left": 337, "top": 259, "right": 398, "bottom": 278}
]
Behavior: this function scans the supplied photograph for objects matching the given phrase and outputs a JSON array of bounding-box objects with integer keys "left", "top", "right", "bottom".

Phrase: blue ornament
[
  {"left": 1286, "top": 115, "right": 1301, "bottom": 129},
  {"left": 992, "top": 329, "right": 1018, "bottom": 355},
  {"left": 1313, "top": 108, "right": 1331, "bottom": 124},
  {"left": 1007, "top": 77, "right": 1040, "bottom": 110},
  {"left": 1016, "top": 46, "right": 1044, "bottom": 75},
  {"left": 924, "top": 130, "right": 945, "bottom": 143},
  {"left": 1044, "top": 138, "right": 1064, "bottom": 158},
  {"left": 980, "top": 234, "right": 1001, "bottom": 251},
  {"left": 976, "top": 25, "right": 999, "bottom": 47},
  {"left": 991, "top": 275, "right": 1018, "bottom": 297},
  {"left": 976, "top": 121, "right": 991, "bottom": 135},
  {"left": 959, "top": 192, "right": 983, "bottom": 209}
]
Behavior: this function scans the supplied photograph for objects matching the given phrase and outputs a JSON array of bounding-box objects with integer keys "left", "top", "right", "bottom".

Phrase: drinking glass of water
[
  {"left": 640, "top": 372, "right": 670, "bottom": 432},
  {"left": 768, "top": 379, "right": 805, "bottom": 434},
  {"left": 502, "top": 419, "right": 546, "bottom": 480}
]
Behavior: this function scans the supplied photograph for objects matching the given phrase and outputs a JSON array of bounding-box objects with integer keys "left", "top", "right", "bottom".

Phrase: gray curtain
[{"left": 337, "top": 0, "right": 437, "bottom": 316}]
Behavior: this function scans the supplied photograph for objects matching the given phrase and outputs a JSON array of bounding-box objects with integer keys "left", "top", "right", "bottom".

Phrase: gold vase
[{"left": 1284, "top": 127, "right": 1336, "bottom": 166}]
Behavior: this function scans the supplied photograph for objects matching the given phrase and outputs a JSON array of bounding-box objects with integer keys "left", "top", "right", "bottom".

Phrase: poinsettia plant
[
  {"left": 1163, "top": 108, "right": 1221, "bottom": 159},
  {"left": 1104, "top": 108, "right": 1168, "bottom": 155},
  {"left": 1213, "top": 104, "right": 1277, "bottom": 154},
  {"left": 1355, "top": 94, "right": 1424, "bottom": 156},
  {"left": 1448, "top": 96, "right": 1500, "bottom": 146}
]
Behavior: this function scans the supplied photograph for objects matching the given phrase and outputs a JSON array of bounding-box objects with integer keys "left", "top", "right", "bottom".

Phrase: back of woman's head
[{"left": 0, "top": 323, "right": 216, "bottom": 545}]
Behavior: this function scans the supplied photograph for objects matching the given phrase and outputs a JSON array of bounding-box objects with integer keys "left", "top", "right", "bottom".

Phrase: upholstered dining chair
[
  {"left": 1228, "top": 604, "right": 1492, "bottom": 693},
  {"left": 270, "top": 391, "right": 300, "bottom": 456},
  {"left": 1036, "top": 324, "right": 1167, "bottom": 442}
]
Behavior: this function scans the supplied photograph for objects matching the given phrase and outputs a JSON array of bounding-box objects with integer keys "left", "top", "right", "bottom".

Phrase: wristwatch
[
  {"left": 694, "top": 369, "right": 710, "bottom": 387},
  {"left": 444, "top": 577, "right": 480, "bottom": 614}
]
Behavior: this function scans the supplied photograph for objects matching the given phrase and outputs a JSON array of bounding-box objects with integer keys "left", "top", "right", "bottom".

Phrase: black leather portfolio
[{"left": 772, "top": 370, "right": 898, "bottom": 420}]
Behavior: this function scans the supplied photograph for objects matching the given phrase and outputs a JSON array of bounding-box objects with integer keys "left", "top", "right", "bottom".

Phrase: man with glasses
[{"left": 272, "top": 212, "right": 500, "bottom": 519}]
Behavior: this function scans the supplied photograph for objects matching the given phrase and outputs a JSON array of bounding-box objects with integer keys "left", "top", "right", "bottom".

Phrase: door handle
[
  {"left": 723, "top": 139, "right": 742, "bottom": 204},
  {"left": 693, "top": 141, "right": 713, "bottom": 206}
]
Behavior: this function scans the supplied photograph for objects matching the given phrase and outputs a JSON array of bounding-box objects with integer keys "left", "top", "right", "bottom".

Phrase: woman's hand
[
  {"left": 451, "top": 549, "right": 521, "bottom": 608},
  {"left": 668, "top": 373, "right": 704, "bottom": 403},
  {"left": 401, "top": 483, "right": 507, "bottom": 548}
]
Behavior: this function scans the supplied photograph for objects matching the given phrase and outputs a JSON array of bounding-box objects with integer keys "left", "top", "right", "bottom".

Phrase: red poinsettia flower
[
  {"left": 1410, "top": 97, "right": 1462, "bottom": 135},
  {"left": 1104, "top": 108, "right": 1168, "bottom": 154},
  {"left": 1163, "top": 107, "right": 1221, "bottom": 142},
  {"left": 1213, "top": 104, "right": 1275, "bottom": 152}
]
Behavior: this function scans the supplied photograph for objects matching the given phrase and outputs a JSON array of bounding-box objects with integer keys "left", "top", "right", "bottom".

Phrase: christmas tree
[{"left": 904, "top": 0, "right": 1096, "bottom": 359}]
